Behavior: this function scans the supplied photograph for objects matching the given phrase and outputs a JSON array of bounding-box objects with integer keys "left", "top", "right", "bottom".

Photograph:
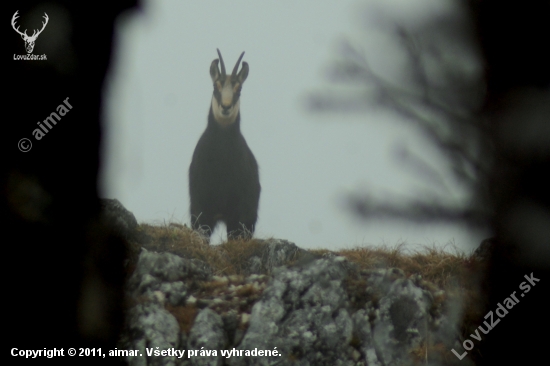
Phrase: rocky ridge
[{"left": 101, "top": 199, "right": 476, "bottom": 366}]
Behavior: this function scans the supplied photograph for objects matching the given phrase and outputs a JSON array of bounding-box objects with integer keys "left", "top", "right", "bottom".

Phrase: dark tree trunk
[
  {"left": 471, "top": 0, "right": 550, "bottom": 364},
  {"left": 5, "top": 1, "right": 137, "bottom": 364}
]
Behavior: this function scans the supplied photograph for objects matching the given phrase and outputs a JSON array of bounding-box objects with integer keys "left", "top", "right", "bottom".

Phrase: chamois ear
[
  {"left": 238, "top": 62, "right": 249, "bottom": 84},
  {"left": 210, "top": 59, "right": 220, "bottom": 82}
]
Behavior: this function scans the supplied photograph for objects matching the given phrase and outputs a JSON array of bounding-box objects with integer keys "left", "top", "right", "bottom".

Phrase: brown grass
[
  {"left": 131, "top": 222, "right": 266, "bottom": 276},
  {"left": 410, "top": 342, "right": 453, "bottom": 365},
  {"left": 165, "top": 303, "right": 198, "bottom": 334},
  {"left": 131, "top": 222, "right": 485, "bottom": 299},
  {"left": 336, "top": 243, "right": 475, "bottom": 289}
]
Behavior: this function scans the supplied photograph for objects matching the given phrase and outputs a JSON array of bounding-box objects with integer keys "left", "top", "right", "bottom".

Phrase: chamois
[{"left": 189, "top": 49, "right": 260, "bottom": 241}]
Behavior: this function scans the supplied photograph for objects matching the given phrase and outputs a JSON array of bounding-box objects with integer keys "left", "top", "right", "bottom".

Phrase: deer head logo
[{"left": 12, "top": 10, "right": 49, "bottom": 54}]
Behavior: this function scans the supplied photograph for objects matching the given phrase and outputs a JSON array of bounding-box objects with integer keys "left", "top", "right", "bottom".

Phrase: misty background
[{"left": 100, "top": 0, "right": 489, "bottom": 250}]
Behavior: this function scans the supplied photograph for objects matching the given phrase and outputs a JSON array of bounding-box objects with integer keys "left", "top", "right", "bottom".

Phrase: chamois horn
[
  {"left": 231, "top": 51, "right": 245, "bottom": 78},
  {"left": 216, "top": 48, "right": 226, "bottom": 77}
]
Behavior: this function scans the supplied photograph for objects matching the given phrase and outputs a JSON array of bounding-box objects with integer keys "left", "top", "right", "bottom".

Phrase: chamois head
[{"left": 210, "top": 49, "right": 249, "bottom": 126}]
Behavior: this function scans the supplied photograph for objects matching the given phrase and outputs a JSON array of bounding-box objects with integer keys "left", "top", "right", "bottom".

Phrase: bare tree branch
[{"left": 309, "top": 21, "right": 492, "bottom": 226}]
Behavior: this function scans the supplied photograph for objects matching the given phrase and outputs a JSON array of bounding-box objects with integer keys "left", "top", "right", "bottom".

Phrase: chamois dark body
[{"left": 189, "top": 50, "right": 260, "bottom": 241}]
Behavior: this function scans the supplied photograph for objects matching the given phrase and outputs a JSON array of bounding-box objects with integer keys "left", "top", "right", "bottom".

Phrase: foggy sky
[{"left": 101, "top": 0, "right": 487, "bottom": 251}]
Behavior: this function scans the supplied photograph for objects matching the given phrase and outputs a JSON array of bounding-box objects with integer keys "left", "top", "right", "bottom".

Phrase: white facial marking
[
  {"left": 212, "top": 96, "right": 240, "bottom": 126},
  {"left": 221, "top": 83, "right": 233, "bottom": 107}
]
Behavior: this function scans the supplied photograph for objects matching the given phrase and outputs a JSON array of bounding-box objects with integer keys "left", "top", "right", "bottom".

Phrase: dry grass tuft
[
  {"left": 410, "top": 342, "right": 451, "bottom": 365},
  {"left": 165, "top": 303, "right": 198, "bottom": 334},
  {"left": 335, "top": 243, "right": 478, "bottom": 290},
  {"left": 216, "top": 239, "right": 263, "bottom": 275},
  {"left": 130, "top": 222, "right": 268, "bottom": 276}
]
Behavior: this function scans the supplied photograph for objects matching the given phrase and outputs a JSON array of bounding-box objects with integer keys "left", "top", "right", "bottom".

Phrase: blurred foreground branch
[{"left": 310, "top": 15, "right": 491, "bottom": 227}]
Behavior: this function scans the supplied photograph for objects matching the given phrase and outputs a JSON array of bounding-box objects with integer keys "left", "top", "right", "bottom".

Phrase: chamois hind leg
[
  {"left": 226, "top": 219, "right": 255, "bottom": 240},
  {"left": 191, "top": 212, "right": 216, "bottom": 240}
]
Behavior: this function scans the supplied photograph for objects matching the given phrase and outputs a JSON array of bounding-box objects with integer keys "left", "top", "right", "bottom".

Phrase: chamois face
[{"left": 210, "top": 50, "right": 249, "bottom": 126}]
